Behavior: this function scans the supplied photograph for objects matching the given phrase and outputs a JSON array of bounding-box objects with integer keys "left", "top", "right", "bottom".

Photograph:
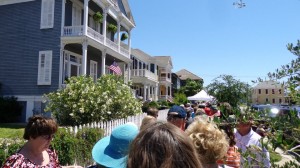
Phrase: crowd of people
[{"left": 2, "top": 102, "right": 271, "bottom": 168}]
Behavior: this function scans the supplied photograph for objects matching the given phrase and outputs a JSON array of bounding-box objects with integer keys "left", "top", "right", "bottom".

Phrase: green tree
[
  {"left": 178, "top": 78, "right": 203, "bottom": 97},
  {"left": 266, "top": 40, "right": 300, "bottom": 104},
  {"left": 173, "top": 93, "right": 188, "bottom": 105},
  {"left": 44, "top": 75, "right": 142, "bottom": 126},
  {"left": 206, "top": 75, "right": 251, "bottom": 108}
]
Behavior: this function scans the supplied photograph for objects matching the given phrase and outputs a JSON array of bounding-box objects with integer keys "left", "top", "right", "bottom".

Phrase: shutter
[
  {"left": 40, "top": 0, "right": 54, "bottom": 29},
  {"left": 38, "top": 51, "right": 52, "bottom": 85}
]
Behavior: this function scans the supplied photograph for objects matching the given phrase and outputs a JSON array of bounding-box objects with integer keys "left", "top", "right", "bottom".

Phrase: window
[
  {"left": 265, "top": 89, "right": 268, "bottom": 94},
  {"left": 72, "top": 5, "right": 82, "bottom": 26},
  {"left": 272, "top": 89, "right": 275, "bottom": 94},
  {"left": 258, "top": 89, "right": 261, "bottom": 94},
  {"left": 63, "top": 52, "right": 82, "bottom": 82},
  {"left": 40, "top": 0, "right": 55, "bottom": 29},
  {"left": 38, "top": 51, "right": 52, "bottom": 85},
  {"left": 266, "top": 98, "right": 269, "bottom": 103},
  {"left": 279, "top": 89, "right": 282, "bottom": 94},
  {"left": 272, "top": 99, "right": 275, "bottom": 103},
  {"left": 279, "top": 98, "right": 282, "bottom": 103},
  {"left": 90, "top": 60, "right": 97, "bottom": 82}
]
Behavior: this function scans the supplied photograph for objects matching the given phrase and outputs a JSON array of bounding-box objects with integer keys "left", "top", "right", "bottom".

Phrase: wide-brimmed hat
[{"left": 92, "top": 122, "right": 139, "bottom": 168}]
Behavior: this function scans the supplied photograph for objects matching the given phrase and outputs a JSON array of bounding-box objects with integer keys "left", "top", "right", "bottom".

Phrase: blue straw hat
[{"left": 92, "top": 122, "right": 139, "bottom": 168}]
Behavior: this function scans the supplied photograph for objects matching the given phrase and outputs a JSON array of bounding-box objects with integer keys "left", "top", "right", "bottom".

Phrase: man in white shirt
[{"left": 235, "top": 119, "right": 271, "bottom": 168}]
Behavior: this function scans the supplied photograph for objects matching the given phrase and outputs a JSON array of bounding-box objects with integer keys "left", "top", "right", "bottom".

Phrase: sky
[{"left": 127, "top": 0, "right": 300, "bottom": 86}]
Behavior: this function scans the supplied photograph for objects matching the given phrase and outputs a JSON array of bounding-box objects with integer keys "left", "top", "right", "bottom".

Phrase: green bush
[
  {"left": 0, "top": 139, "right": 25, "bottom": 166},
  {"left": 172, "top": 93, "right": 188, "bottom": 105},
  {"left": 45, "top": 75, "right": 142, "bottom": 126},
  {"left": 0, "top": 127, "right": 103, "bottom": 167},
  {"left": 52, "top": 127, "right": 104, "bottom": 166}
]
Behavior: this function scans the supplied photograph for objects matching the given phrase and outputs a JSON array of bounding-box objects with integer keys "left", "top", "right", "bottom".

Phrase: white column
[
  {"left": 60, "top": 0, "right": 66, "bottom": 36},
  {"left": 147, "top": 85, "right": 150, "bottom": 100},
  {"left": 82, "top": 42, "right": 88, "bottom": 75},
  {"left": 143, "top": 85, "right": 147, "bottom": 101},
  {"left": 102, "top": 9, "right": 108, "bottom": 45},
  {"left": 101, "top": 49, "right": 106, "bottom": 75},
  {"left": 128, "top": 30, "right": 131, "bottom": 56},
  {"left": 137, "top": 60, "right": 140, "bottom": 76},
  {"left": 117, "top": 21, "right": 121, "bottom": 52},
  {"left": 155, "top": 83, "right": 158, "bottom": 101},
  {"left": 59, "top": 43, "right": 65, "bottom": 87},
  {"left": 166, "top": 85, "right": 169, "bottom": 99},
  {"left": 26, "top": 101, "right": 34, "bottom": 121},
  {"left": 128, "top": 63, "right": 131, "bottom": 81},
  {"left": 169, "top": 85, "right": 172, "bottom": 98},
  {"left": 83, "top": 0, "right": 89, "bottom": 35}
]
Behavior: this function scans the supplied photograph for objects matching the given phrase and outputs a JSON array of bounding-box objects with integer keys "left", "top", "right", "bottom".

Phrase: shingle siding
[{"left": 0, "top": 0, "right": 62, "bottom": 96}]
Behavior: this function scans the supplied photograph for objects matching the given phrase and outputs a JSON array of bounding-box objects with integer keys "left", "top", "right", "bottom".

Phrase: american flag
[{"left": 109, "top": 61, "right": 122, "bottom": 75}]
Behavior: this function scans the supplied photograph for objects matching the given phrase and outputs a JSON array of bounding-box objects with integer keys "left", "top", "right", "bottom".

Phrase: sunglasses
[{"left": 41, "top": 134, "right": 55, "bottom": 140}]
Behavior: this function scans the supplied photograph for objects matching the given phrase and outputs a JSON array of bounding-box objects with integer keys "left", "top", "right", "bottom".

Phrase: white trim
[{"left": 0, "top": 0, "right": 34, "bottom": 6}]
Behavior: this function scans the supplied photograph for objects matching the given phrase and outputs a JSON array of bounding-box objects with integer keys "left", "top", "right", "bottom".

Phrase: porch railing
[
  {"left": 131, "top": 69, "right": 158, "bottom": 81},
  {"left": 62, "top": 26, "right": 130, "bottom": 58},
  {"left": 159, "top": 77, "right": 172, "bottom": 83}
]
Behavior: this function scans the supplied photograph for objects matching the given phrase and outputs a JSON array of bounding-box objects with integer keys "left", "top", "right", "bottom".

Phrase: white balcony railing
[
  {"left": 87, "top": 27, "right": 104, "bottom": 44},
  {"left": 131, "top": 69, "right": 158, "bottom": 81},
  {"left": 106, "top": 38, "right": 118, "bottom": 52},
  {"left": 159, "top": 77, "right": 172, "bottom": 83},
  {"left": 63, "top": 26, "right": 83, "bottom": 36},
  {"left": 63, "top": 26, "right": 130, "bottom": 58},
  {"left": 159, "top": 95, "right": 173, "bottom": 102}
]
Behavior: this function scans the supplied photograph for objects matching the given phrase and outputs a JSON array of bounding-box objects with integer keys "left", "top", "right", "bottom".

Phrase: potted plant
[
  {"left": 121, "top": 33, "right": 128, "bottom": 41},
  {"left": 93, "top": 12, "right": 103, "bottom": 23},
  {"left": 107, "top": 23, "right": 117, "bottom": 33}
]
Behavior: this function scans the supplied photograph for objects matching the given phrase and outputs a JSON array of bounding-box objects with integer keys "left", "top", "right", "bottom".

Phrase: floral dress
[{"left": 2, "top": 148, "right": 61, "bottom": 168}]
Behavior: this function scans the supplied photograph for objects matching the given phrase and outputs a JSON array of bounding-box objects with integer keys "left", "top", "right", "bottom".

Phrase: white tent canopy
[{"left": 187, "top": 90, "right": 213, "bottom": 101}]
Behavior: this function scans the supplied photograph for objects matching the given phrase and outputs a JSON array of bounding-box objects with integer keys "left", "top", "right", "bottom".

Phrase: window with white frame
[
  {"left": 63, "top": 52, "right": 82, "bottom": 82},
  {"left": 72, "top": 5, "right": 82, "bottom": 26},
  {"left": 90, "top": 60, "right": 97, "bottom": 82},
  {"left": 37, "top": 51, "right": 52, "bottom": 85},
  {"left": 40, "top": 0, "right": 55, "bottom": 29}
]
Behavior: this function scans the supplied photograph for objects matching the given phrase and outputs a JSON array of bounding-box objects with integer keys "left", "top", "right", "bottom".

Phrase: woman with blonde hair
[
  {"left": 127, "top": 121, "right": 203, "bottom": 168},
  {"left": 185, "top": 121, "right": 228, "bottom": 168}
]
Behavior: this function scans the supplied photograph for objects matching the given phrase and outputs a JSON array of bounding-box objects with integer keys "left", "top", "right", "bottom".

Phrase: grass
[{"left": 0, "top": 123, "right": 25, "bottom": 139}]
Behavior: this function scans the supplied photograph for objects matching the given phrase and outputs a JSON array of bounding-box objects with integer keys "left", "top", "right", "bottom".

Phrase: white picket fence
[{"left": 67, "top": 109, "right": 168, "bottom": 136}]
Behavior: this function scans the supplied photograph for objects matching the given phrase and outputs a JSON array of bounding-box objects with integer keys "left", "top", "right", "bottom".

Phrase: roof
[
  {"left": 253, "top": 81, "right": 283, "bottom": 89},
  {"left": 131, "top": 49, "right": 152, "bottom": 63},
  {"left": 153, "top": 56, "right": 173, "bottom": 67},
  {"left": 175, "top": 69, "right": 202, "bottom": 80}
]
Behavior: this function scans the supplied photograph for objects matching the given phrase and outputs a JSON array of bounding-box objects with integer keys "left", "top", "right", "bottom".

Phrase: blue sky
[{"left": 127, "top": 0, "right": 300, "bottom": 86}]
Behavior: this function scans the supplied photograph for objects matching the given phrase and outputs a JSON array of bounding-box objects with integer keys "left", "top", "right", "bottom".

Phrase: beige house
[
  {"left": 252, "top": 81, "right": 287, "bottom": 104},
  {"left": 155, "top": 56, "right": 173, "bottom": 102}
]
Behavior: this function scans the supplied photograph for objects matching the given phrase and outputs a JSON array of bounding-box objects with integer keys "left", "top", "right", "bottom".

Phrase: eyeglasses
[{"left": 41, "top": 134, "right": 55, "bottom": 140}]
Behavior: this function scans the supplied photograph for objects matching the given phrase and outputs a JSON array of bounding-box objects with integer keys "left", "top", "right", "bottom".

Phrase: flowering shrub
[{"left": 44, "top": 75, "right": 142, "bottom": 126}]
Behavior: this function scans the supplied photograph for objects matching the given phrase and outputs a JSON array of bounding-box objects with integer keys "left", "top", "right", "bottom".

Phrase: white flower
[{"left": 79, "top": 108, "right": 84, "bottom": 113}]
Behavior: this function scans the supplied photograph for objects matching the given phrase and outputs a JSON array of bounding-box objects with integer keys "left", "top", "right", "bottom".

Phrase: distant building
[
  {"left": 171, "top": 73, "right": 181, "bottom": 96},
  {"left": 175, "top": 69, "right": 203, "bottom": 87},
  {"left": 252, "top": 81, "right": 287, "bottom": 104}
]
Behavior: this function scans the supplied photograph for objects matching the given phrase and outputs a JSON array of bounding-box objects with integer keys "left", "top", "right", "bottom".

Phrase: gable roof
[
  {"left": 154, "top": 56, "right": 172, "bottom": 67},
  {"left": 253, "top": 81, "right": 283, "bottom": 89},
  {"left": 119, "top": 0, "right": 135, "bottom": 26},
  {"left": 131, "top": 49, "right": 152, "bottom": 63},
  {"left": 175, "top": 69, "right": 202, "bottom": 80}
]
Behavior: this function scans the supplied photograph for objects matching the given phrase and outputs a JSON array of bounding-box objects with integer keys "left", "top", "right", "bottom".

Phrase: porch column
[
  {"left": 101, "top": 49, "right": 106, "bottom": 76},
  {"left": 137, "top": 60, "right": 140, "bottom": 76},
  {"left": 169, "top": 85, "right": 172, "bottom": 98},
  {"left": 147, "top": 85, "right": 151, "bottom": 100},
  {"left": 26, "top": 101, "right": 34, "bottom": 121},
  {"left": 83, "top": 0, "right": 89, "bottom": 35},
  {"left": 117, "top": 20, "right": 121, "bottom": 52},
  {"left": 128, "top": 30, "right": 131, "bottom": 56},
  {"left": 143, "top": 85, "right": 147, "bottom": 101},
  {"left": 59, "top": 43, "right": 65, "bottom": 87},
  {"left": 155, "top": 83, "right": 158, "bottom": 101},
  {"left": 128, "top": 63, "right": 131, "bottom": 81},
  {"left": 102, "top": 8, "right": 108, "bottom": 45},
  {"left": 82, "top": 41, "right": 88, "bottom": 75},
  {"left": 166, "top": 85, "right": 169, "bottom": 99},
  {"left": 60, "top": 0, "right": 66, "bottom": 36}
]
